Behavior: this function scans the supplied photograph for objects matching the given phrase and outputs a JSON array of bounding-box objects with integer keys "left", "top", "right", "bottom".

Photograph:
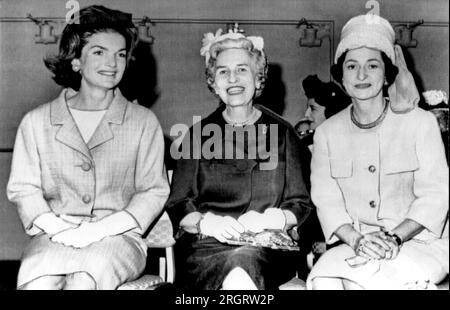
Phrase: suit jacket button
[
  {"left": 369, "top": 200, "right": 376, "bottom": 208},
  {"left": 82, "top": 195, "right": 91, "bottom": 204},
  {"left": 81, "top": 162, "right": 91, "bottom": 171},
  {"left": 368, "top": 165, "right": 376, "bottom": 173}
]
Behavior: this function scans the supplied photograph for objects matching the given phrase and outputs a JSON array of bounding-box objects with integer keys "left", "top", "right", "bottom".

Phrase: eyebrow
[
  {"left": 215, "top": 63, "right": 250, "bottom": 69},
  {"left": 344, "top": 58, "right": 381, "bottom": 64},
  {"left": 89, "top": 45, "right": 126, "bottom": 52}
]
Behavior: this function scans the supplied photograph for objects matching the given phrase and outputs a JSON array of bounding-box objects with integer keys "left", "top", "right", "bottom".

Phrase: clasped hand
[
  {"left": 199, "top": 213, "right": 245, "bottom": 243},
  {"left": 51, "top": 221, "right": 107, "bottom": 248},
  {"left": 354, "top": 231, "right": 400, "bottom": 260},
  {"left": 200, "top": 209, "right": 286, "bottom": 243},
  {"left": 237, "top": 209, "right": 286, "bottom": 233}
]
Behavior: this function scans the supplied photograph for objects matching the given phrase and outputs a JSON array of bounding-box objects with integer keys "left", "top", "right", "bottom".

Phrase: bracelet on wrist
[{"left": 385, "top": 231, "right": 403, "bottom": 247}]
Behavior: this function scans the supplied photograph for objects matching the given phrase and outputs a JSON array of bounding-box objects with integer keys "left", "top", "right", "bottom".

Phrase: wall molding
[{"left": 0, "top": 17, "right": 335, "bottom": 75}]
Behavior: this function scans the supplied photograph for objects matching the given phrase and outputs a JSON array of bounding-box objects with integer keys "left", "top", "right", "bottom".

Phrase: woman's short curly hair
[
  {"left": 205, "top": 38, "right": 268, "bottom": 98},
  {"left": 44, "top": 5, "right": 138, "bottom": 90},
  {"left": 331, "top": 50, "right": 399, "bottom": 93}
]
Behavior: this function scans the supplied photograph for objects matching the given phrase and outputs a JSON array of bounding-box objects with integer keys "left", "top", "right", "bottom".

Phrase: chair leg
[
  {"left": 159, "top": 257, "right": 166, "bottom": 281},
  {"left": 166, "top": 246, "right": 175, "bottom": 283}
]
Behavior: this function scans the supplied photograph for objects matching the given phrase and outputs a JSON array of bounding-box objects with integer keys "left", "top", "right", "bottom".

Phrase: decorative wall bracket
[
  {"left": 137, "top": 16, "right": 155, "bottom": 44},
  {"left": 27, "top": 14, "right": 59, "bottom": 44},
  {"left": 394, "top": 19, "right": 424, "bottom": 48},
  {"left": 226, "top": 22, "right": 245, "bottom": 34},
  {"left": 26, "top": 13, "right": 158, "bottom": 45},
  {"left": 296, "top": 18, "right": 330, "bottom": 47}
]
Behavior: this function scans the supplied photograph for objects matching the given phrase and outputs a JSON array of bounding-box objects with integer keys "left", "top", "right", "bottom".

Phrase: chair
[
  {"left": 117, "top": 211, "right": 176, "bottom": 290},
  {"left": 116, "top": 211, "right": 176, "bottom": 290},
  {"left": 117, "top": 171, "right": 175, "bottom": 290}
]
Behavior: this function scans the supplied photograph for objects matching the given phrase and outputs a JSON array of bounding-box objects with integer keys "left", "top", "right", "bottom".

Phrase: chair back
[
  {"left": 144, "top": 211, "right": 175, "bottom": 248},
  {"left": 144, "top": 170, "right": 175, "bottom": 248}
]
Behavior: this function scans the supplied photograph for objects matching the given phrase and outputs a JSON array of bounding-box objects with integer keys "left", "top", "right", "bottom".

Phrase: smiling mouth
[
  {"left": 227, "top": 86, "right": 245, "bottom": 95},
  {"left": 354, "top": 83, "right": 371, "bottom": 89},
  {"left": 98, "top": 71, "right": 117, "bottom": 77}
]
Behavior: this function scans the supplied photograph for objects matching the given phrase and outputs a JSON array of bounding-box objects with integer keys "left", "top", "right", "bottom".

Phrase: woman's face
[
  {"left": 305, "top": 98, "right": 326, "bottom": 130},
  {"left": 72, "top": 31, "right": 127, "bottom": 91},
  {"left": 342, "top": 47, "right": 385, "bottom": 102},
  {"left": 212, "top": 48, "right": 261, "bottom": 107}
]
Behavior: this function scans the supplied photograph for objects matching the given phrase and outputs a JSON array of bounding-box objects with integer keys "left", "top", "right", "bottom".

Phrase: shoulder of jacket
[
  {"left": 24, "top": 100, "right": 52, "bottom": 122},
  {"left": 317, "top": 106, "right": 351, "bottom": 134},
  {"left": 410, "top": 107, "right": 436, "bottom": 120},
  {"left": 390, "top": 106, "right": 437, "bottom": 126},
  {"left": 256, "top": 104, "right": 292, "bottom": 128},
  {"left": 126, "top": 101, "right": 161, "bottom": 125}
]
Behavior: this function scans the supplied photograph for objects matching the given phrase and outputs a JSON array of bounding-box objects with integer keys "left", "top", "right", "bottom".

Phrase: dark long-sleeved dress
[{"left": 165, "top": 103, "right": 311, "bottom": 290}]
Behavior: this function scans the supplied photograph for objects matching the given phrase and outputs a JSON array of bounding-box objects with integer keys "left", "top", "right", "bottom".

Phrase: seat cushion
[
  {"left": 117, "top": 275, "right": 163, "bottom": 290},
  {"left": 278, "top": 276, "right": 306, "bottom": 290}
]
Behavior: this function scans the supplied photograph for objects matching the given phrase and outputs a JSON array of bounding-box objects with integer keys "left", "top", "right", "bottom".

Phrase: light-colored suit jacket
[
  {"left": 311, "top": 104, "right": 449, "bottom": 244},
  {"left": 7, "top": 89, "right": 170, "bottom": 235}
]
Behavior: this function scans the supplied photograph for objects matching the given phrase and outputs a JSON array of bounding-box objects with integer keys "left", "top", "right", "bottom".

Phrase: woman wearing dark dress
[{"left": 165, "top": 28, "right": 311, "bottom": 290}]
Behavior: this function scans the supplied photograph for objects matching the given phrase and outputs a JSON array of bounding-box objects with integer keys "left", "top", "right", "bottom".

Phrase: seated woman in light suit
[
  {"left": 7, "top": 5, "right": 169, "bottom": 289},
  {"left": 307, "top": 14, "right": 448, "bottom": 289}
]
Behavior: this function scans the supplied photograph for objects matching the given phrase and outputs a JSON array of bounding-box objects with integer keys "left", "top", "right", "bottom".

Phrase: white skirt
[
  {"left": 307, "top": 237, "right": 449, "bottom": 289},
  {"left": 17, "top": 232, "right": 147, "bottom": 290}
]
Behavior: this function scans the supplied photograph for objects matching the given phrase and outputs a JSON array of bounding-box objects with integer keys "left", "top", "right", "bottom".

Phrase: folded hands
[{"left": 199, "top": 208, "right": 287, "bottom": 243}]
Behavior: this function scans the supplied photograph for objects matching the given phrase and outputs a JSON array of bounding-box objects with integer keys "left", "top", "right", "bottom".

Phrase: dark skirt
[{"left": 174, "top": 233, "right": 298, "bottom": 290}]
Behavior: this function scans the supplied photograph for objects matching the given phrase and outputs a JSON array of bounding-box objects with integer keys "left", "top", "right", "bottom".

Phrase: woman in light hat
[
  {"left": 307, "top": 14, "right": 448, "bottom": 289},
  {"left": 165, "top": 28, "right": 311, "bottom": 290}
]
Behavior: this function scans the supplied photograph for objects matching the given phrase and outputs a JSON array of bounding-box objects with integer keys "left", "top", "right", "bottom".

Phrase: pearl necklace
[
  {"left": 351, "top": 98, "right": 389, "bottom": 129},
  {"left": 222, "top": 108, "right": 261, "bottom": 127}
]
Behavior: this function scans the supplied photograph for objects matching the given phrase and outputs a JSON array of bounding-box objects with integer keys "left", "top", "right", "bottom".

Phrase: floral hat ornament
[
  {"left": 200, "top": 26, "right": 264, "bottom": 65},
  {"left": 423, "top": 90, "right": 448, "bottom": 108},
  {"left": 423, "top": 90, "right": 449, "bottom": 133}
]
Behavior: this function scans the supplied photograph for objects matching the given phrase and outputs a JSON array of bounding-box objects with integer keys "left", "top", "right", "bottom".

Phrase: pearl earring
[{"left": 72, "top": 65, "right": 80, "bottom": 72}]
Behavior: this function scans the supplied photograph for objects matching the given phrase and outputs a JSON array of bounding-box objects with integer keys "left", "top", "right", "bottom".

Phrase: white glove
[
  {"left": 199, "top": 212, "right": 245, "bottom": 243},
  {"left": 238, "top": 208, "right": 286, "bottom": 233},
  {"left": 50, "top": 211, "right": 138, "bottom": 248},
  {"left": 51, "top": 221, "right": 107, "bottom": 248},
  {"left": 33, "top": 212, "right": 79, "bottom": 235}
]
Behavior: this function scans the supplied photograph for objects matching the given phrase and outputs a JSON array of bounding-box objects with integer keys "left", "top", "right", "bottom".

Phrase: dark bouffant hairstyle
[
  {"left": 302, "top": 75, "right": 352, "bottom": 119},
  {"left": 331, "top": 51, "right": 399, "bottom": 94},
  {"left": 44, "top": 5, "right": 138, "bottom": 90}
]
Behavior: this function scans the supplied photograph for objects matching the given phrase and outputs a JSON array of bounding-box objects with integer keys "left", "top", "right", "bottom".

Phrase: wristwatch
[{"left": 385, "top": 231, "right": 403, "bottom": 247}]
